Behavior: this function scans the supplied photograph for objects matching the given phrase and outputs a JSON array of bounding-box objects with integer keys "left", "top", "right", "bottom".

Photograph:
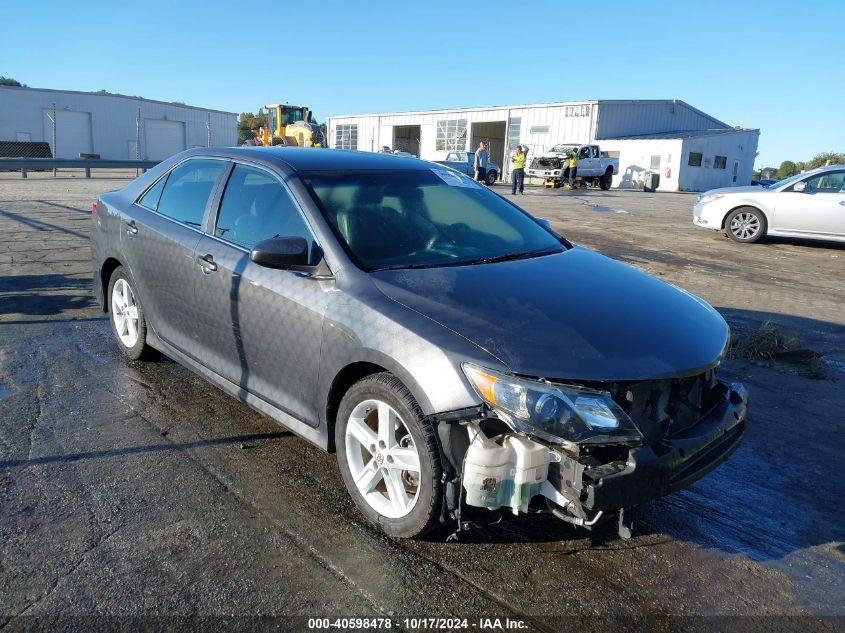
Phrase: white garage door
[
  {"left": 144, "top": 119, "right": 185, "bottom": 160},
  {"left": 43, "top": 109, "right": 93, "bottom": 158}
]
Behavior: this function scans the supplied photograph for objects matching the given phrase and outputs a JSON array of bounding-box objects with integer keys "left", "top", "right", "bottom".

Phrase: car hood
[
  {"left": 703, "top": 186, "right": 771, "bottom": 196},
  {"left": 371, "top": 247, "right": 729, "bottom": 381}
]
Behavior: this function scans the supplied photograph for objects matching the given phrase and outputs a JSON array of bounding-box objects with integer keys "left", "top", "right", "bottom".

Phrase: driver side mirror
[
  {"left": 793, "top": 181, "right": 807, "bottom": 193},
  {"left": 250, "top": 236, "right": 310, "bottom": 270},
  {"left": 536, "top": 217, "right": 553, "bottom": 231}
]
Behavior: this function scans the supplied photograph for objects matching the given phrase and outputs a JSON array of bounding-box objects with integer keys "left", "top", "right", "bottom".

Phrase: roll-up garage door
[
  {"left": 144, "top": 119, "right": 186, "bottom": 160},
  {"left": 43, "top": 109, "right": 93, "bottom": 158}
]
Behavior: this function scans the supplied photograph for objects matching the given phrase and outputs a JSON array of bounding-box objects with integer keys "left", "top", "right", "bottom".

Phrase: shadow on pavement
[{"left": 0, "top": 431, "right": 289, "bottom": 469}]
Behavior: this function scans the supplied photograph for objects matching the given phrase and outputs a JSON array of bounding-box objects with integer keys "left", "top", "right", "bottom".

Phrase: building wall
[
  {"left": 678, "top": 130, "right": 760, "bottom": 191},
  {"left": 328, "top": 101, "right": 598, "bottom": 168},
  {"left": 595, "top": 101, "right": 727, "bottom": 139},
  {"left": 327, "top": 100, "right": 754, "bottom": 192},
  {"left": 0, "top": 86, "right": 237, "bottom": 160},
  {"left": 597, "top": 138, "right": 684, "bottom": 191}
]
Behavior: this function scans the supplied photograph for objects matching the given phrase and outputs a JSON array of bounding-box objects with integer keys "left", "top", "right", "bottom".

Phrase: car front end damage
[
  {"left": 431, "top": 367, "right": 748, "bottom": 538},
  {"left": 526, "top": 156, "right": 565, "bottom": 179}
]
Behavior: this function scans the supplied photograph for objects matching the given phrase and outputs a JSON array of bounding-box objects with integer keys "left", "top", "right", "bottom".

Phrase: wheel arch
[
  {"left": 99, "top": 257, "right": 123, "bottom": 312},
  {"left": 323, "top": 355, "right": 436, "bottom": 453}
]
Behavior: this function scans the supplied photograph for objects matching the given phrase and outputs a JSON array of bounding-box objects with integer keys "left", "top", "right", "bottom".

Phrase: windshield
[
  {"left": 549, "top": 144, "right": 578, "bottom": 154},
  {"left": 301, "top": 169, "right": 565, "bottom": 271},
  {"left": 768, "top": 172, "right": 806, "bottom": 189}
]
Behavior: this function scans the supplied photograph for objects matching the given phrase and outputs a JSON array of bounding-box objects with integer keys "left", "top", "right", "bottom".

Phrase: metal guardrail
[{"left": 0, "top": 158, "right": 160, "bottom": 178}]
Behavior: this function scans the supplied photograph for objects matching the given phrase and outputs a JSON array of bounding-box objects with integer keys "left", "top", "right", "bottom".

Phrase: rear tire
[
  {"left": 107, "top": 266, "right": 154, "bottom": 360},
  {"left": 335, "top": 373, "right": 442, "bottom": 539},
  {"left": 485, "top": 170, "right": 497, "bottom": 186},
  {"left": 725, "top": 207, "right": 766, "bottom": 243},
  {"left": 600, "top": 169, "right": 613, "bottom": 190}
]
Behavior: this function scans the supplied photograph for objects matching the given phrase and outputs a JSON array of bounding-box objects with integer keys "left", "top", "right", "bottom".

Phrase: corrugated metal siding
[
  {"left": 678, "top": 130, "right": 760, "bottom": 191},
  {"left": 327, "top": 102, "right": 596, "bottom": 165},
  {"left": 0, "top": 87, "right": 237, "bottom": 159},
  {"left": 595, "top": 101, "right": 729, "bottom": 139}
]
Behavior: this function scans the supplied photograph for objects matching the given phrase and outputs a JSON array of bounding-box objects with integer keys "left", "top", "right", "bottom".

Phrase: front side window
[
  {"left": 215, "top": 164, "right": 316, "bottom": 258},
  {"left": 579, "top": 147, "right": 590, "bottom": 159},
  {"left": 800, "top": 171, "right": 845, "bottom": 193},
  {"left": 436, "top": 119, "right": 467, "bottom": 151},
  {"left": 156, "top": 159, "right": 226, "bottom": 228},
  {"left": 336, "top": 124, "right": 358, "bottom": 150},
  {"left": 302, "top": 169, "right": 565, "bottom": 271}
]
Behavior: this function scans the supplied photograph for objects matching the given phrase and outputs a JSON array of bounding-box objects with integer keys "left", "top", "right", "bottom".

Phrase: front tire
[
  {"left": 725, "top": 207, "right": 766, "bottom": 243},
  {"left": 485, "top": 170, "right": 497, "bottom": 186},
  {"left": 335, "top": 373, "right": 442, "bottom": 538},
  {"left": 107, "top": 266, "right": 154, "bottom": 360}
]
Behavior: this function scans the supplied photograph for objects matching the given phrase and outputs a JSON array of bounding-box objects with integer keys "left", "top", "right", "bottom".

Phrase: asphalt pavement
[{"left": 1, "top": 171, "right": 843, "bottom": 632}]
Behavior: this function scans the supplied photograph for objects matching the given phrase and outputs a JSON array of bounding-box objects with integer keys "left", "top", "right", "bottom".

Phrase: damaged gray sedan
[{"left": 91, "top": 147, "right": 747, "bottom": 539}]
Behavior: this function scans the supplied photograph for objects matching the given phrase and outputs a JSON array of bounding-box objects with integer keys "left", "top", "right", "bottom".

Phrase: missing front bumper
[{"left": 438, "top": 381, "right": 748, "bottom": 533}]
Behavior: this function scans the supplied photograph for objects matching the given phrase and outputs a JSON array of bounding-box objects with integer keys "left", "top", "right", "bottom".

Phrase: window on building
[
  {"left": 714, "top": 155, "right": 727, "bottom": 169},
  {"left": 650, "top": 155, "right": 661, "bottom": 169},
  {"left": 529, "top": 125, "right": 549, "bottom": 134},
  {"left": 507, "top": 117, "right": 521, "bottom": 157},
  {"left": 688, "top": 152, "right": 703, "bottom": 167},
  {"left": 335, "top": 124, "right": 358, "bottom": 150},
  {"left": 436, "top": 119, "right": 468, "bottom": 151}
]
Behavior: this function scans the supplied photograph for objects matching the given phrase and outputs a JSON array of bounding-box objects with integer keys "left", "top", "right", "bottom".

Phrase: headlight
[
  {"left": 697, "top": 193, "right": 725, "bottom": 205},
  {"left": 462, "top": 364, "right": 642, "bottom": 445}
]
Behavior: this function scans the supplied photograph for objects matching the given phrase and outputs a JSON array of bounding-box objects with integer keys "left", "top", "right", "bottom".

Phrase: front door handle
[
  {"left": 125, "top": 220, "right": 138, "bottom": 236},
  {"left": 197, "top": 254, "right": 218, "bottom": 273},
  {"left": 839, "top": 200, "right": 845, "bottom": 206}
]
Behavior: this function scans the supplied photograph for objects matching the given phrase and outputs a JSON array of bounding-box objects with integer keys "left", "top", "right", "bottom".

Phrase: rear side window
[
  {"left": 138, "top": 175, "right": 167, "bottom": 210},
  {"left": 215, "top": 164, "right": 316, "bottom": 258},
  {"left": 156, "top": 159, "right": 226, "bottom": 228}
]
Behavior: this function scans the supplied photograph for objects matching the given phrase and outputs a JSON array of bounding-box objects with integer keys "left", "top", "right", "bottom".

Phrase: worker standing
[
  {"left": 474, "top": 141, "right": 489, "bottom": 183},
  {"left": 567, "top": 150, "right": 579, "bottom": 189},
  {"left": 511, "top": 145, "right": 527, "bottom": 195}
]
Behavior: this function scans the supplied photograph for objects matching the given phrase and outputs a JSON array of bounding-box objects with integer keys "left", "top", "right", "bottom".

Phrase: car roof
[{"left": 180, "top": 146, "right": 431, "bottom": 172}]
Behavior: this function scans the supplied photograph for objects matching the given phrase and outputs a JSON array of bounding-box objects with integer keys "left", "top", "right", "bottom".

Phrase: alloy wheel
[
  {"left": 111, "top": 278, "right": 140, "bottom": 348},
  {"left": 344, "top": 399, "right": 422, "bottom": 519},
  {"left": 729, "top": 212, "right": 760, "bottom": 240}
]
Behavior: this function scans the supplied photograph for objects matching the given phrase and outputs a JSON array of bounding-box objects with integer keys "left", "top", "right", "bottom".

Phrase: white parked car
[{"left": 693, "top": 165, "right": 845, "bottom": 243}]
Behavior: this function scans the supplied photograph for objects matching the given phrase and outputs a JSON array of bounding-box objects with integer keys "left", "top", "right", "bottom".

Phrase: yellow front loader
[{"left": 260, "top": 104, "right": 324, "bottom": 147}]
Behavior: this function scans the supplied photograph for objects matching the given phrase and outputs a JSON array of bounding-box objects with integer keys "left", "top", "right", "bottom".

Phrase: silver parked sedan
[
  {"left": 92, "top": 147, "right": 747, "bottom": 539},
  {"left": 693, "top": 164, "right": 845, "bottom": 243}
]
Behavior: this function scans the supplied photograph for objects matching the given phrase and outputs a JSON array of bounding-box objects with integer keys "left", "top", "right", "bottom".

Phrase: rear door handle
[
  {"left": 197, "top": 254, "right": 218, "bottom": 273},
  {"left": 125, "top": 220, "right": 138, "bottom": 236}
]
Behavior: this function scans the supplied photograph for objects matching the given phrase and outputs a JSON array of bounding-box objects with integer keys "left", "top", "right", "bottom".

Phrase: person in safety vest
[
  {"left": 511, "top": 145, "right": 527, "bottom": 195},
  {"left": 567, "top": 150, "right": 579, "bottom": 188}
]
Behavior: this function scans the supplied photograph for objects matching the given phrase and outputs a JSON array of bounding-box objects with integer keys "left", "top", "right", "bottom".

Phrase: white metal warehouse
[
  {"left": 0, "top": 86, "right": 237, "bottom": 161},
  {"left": 326, "top": 100, "right": 759, "bottom": 192}
]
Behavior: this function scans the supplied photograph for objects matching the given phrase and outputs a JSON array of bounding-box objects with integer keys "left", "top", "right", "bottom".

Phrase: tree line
[{"left": 756, "top": 152, "right": 845, "bottom": 180}]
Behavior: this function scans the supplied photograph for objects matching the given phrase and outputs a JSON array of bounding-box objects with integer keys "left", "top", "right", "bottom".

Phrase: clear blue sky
[{"left": 2, "top": 0, "right": 842, "bottom": 168}]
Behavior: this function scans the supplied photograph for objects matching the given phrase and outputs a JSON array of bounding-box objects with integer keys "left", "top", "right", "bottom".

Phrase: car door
[
  {"left": 772, "top": 170, "right": 845, "bottom": 237},
  {"left": 190, "top": 162, "right": 331, "bottom": 424},
  {"left": 122, "top": 158, "right": 228, "bottom": 354},
  {"left": 577, "top": 145, "right": 595, "bottom": 175}
]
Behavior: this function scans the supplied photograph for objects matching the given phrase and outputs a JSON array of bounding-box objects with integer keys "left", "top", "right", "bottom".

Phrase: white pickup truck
[{"left": 526, "top": 143, "right": 619, "bottom": 190}]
